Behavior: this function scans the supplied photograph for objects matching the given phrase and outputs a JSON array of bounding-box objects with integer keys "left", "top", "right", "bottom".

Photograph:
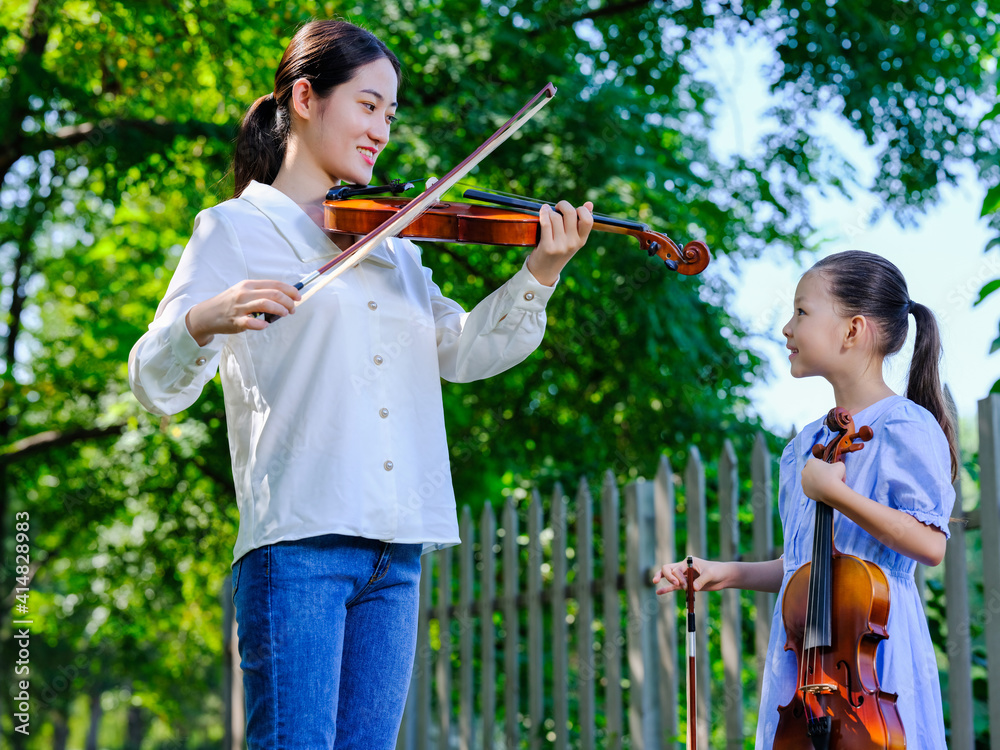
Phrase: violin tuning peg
[{"left": 664, "top": 258, "right": 679, "bottom": 272}]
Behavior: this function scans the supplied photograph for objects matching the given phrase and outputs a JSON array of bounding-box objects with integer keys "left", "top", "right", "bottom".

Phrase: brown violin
[
  {"left": 322, "top": 184, "right": 710, "bottom": 276},
  {"left": 774, "top": 407, "right": 905, "bottom": 749}
]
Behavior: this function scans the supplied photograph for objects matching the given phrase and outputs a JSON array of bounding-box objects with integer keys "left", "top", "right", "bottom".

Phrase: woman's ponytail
[
  {"left": 233, "top": 93, "right": 287, "bottom": 198},
  {"left": 906, "top": 302, "right": 958, "bottom": 480}
]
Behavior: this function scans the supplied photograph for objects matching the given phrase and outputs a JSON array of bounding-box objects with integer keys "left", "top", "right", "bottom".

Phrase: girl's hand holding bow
[{"left": 653, "top": 556, "right": 731, "bottom": 595}]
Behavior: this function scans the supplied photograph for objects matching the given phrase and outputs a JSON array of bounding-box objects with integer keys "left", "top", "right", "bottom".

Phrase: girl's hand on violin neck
[
  {"left": 800, "top": 457, "right": 847, "bottom": 506},
  {"left": 185, "top": 279, "right": 302, "bottom": 346},
  {"left": 525, "top": 200, "right": 595, "bottom": 286}
]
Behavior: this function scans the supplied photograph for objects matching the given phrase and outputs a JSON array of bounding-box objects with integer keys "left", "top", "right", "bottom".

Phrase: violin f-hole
[{"left": 836, "top": 660, "right": 865, "bottom": 709}]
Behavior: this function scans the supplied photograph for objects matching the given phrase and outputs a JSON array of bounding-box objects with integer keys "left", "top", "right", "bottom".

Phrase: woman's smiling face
[{"left": 302, "top": 56, "right": 399, "bottom": 186}]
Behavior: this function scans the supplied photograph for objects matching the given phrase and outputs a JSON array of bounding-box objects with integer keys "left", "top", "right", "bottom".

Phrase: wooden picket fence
[
  {"left": 223, "top": 393, "right": 1000, "bottom": 749},
  {"left": 392, "top": 438, "right": 761, "bottom": 750}
]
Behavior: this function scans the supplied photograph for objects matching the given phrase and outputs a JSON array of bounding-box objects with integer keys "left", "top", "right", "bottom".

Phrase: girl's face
[
  {"left": 781, "top": 271, "right": 851, "bottom": 379},
  {"left": 302, "top": 57, "right": 399, "bottom": 186}
]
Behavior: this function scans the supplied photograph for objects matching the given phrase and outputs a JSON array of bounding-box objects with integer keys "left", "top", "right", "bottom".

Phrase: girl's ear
[
  {"left": 289, "top": 78, "right": 315, "bottom": 121},
  {"left": 842, "top": 314, "right": 869, "bottom": 350}
]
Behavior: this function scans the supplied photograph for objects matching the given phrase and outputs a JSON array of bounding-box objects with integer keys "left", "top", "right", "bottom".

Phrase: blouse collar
[{"left": 239, "top": 180, "right": 397, "bottom": 269}]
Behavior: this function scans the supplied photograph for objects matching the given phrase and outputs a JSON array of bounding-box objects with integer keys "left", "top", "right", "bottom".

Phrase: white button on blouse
[{"left": 128, "top": 181, "right": 558, "bottom": 562}]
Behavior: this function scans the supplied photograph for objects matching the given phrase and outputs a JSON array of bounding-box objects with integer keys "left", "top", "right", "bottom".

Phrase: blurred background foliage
[{"left": 1, "top": 0, "right": 997, "bottom": 747}]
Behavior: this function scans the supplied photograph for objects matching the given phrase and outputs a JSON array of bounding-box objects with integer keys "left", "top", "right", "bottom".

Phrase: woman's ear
[{"left": 288, "top": 78, "right": 315, "bottom": 121}]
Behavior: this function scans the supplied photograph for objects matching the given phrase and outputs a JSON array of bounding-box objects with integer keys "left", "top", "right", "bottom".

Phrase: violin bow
[
  {"left": 283, "top": 84, "right": 557, "bottom": 312},
  {"left": 685, "top": 556, "right": 698, "bottom": 750}
]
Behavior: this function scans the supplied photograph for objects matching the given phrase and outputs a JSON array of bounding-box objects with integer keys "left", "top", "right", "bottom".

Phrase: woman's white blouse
[{"left": 128, "top": 180, "right": 557, "bottom": 562}]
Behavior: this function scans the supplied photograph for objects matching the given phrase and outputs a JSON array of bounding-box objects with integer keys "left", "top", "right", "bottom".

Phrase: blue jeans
[{"left": 232, "top": 533, "right": 422, "bottom": 749}]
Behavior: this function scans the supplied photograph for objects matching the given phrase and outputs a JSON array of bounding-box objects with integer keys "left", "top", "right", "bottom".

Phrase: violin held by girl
[{"left": 653, "top": 250, "right": 957, "bottom": 749}]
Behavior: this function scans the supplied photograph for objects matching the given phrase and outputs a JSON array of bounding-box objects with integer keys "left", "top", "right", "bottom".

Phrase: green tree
[{"left": 2, "top": 0, "right": 996, "bottom": 745}]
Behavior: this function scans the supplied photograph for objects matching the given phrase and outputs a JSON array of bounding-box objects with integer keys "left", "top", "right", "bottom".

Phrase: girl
[
  {"left": 653, "top": 250, "right": 957, "bottom": 747},
  {"left": 128, "top": 20, "right": 594, "bottom": 749}
]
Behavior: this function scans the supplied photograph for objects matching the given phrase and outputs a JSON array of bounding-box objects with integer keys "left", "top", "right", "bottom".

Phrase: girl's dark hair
[
  {"left": 232, "top": 20, "right": 400, "bottom": 198},
  {"left": 811, "top": 250, "right": 958, "bottom": 479}
]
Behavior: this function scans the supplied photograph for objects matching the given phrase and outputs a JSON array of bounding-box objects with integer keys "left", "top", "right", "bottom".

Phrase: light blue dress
[{"left": 755, "top": 395, "right": 955, "bottom": 749}]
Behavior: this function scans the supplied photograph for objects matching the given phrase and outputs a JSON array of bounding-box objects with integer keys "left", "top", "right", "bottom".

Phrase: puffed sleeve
[
  {"left": 874, "top": 404, "right": 955, "bottom": 537},
  {"left": 415, "top": 245, "right": 557, "bottom": 383},
  {"left": 128, "top": 207, "right": 243, "bottom": 415}
]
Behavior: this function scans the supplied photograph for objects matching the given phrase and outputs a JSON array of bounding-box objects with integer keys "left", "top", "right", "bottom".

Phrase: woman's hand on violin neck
[
  {"left": 185, "top": 279, "right": 302, "bottom": 346},
  {"left": 525, "top": 200, "right": 595, "bottom": 286}
]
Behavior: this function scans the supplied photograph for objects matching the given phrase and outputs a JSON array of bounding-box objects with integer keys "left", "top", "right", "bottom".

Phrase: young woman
[
  {"left": 129, "top": 20, "right": 594, "bottom": 748},
  {"left": 654, "top": 250, "right": 956, "bottom": 747}
]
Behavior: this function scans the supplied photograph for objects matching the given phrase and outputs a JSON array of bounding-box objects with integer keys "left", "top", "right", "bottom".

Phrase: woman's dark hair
[
  {"left": 811, "top": 250, "right": 958, "bottom": 479},
  {"left": 232, "top": 20, "right": 400, "bottom": 198}
]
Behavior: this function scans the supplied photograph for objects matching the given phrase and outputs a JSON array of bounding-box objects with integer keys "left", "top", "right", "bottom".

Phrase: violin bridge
[{"left": 800, "top": 683, "right": 836, "bottom": 695}]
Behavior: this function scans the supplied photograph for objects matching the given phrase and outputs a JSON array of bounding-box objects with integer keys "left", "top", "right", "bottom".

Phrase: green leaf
[
  {"left": 981, "top": 100, "right": 1000, "bottom": 124},
  {"left": 990, "top": 327, "right": 1000, "bottom": 355},
  {"left": 981, "top": 182, "right": 1000, "bottom": 218},
  {"left": 975, "top": 279, "right": 1000, "bottom": 306}
]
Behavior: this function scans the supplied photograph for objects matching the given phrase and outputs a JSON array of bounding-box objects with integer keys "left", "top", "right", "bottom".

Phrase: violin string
[
  {"left": 454, "top": 181, "right": 559, "bottom": 207},
  {"left": 816, "top": 455, "right": 836, "bottom": 688},
  {"left": 805, "top": 471, "right": 822, "bottom": 691},
  {"left": 453, "top": 182, "right": 638, "bottom": 226},
  {"left": 804, "top": 537, "right": 814, "bottom": 691},
  {"left": 804, "top": 497, "right": 813, "bottom": 690}
]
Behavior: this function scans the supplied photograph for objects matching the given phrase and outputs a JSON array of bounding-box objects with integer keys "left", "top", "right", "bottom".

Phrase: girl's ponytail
[
  {"left": 233, "top": 93, "right": 287, "bottom": 198},
  {"left": 906, "top": 302, "right": 958, "bottom": 479}
]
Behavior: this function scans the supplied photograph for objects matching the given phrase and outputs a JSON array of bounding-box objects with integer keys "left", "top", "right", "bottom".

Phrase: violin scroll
[
  {"left": 633, "top": 230, "right": 710, "bottom": 275},
  {"left": 680, "top": 240, "right": 711, "bottom": 275},
  {"left": 810, "top": 407, "right": 874, "bottom": 464}
]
